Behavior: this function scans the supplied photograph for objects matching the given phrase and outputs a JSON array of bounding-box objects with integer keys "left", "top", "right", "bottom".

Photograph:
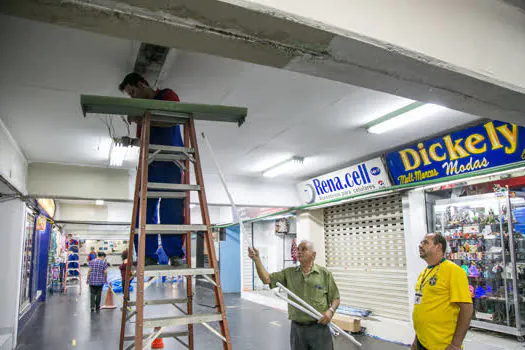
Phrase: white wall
[
  {"left": 229, "top": 0, "right": 525, "bottom": 92},
  {"left": 0, "top": 199, "right": 26, "bottom": 349},
  {"left": 402, "top": 190, "right": 427, "bottom": 327},
  {"left": 28, "top": 163, "right": 131, "bottom": 200},
  {"left": 296, "top": 209, "right": 325, "bottom": 267},
  {"left": 0, "top": 119, "right": 27, "bottom": 194}
]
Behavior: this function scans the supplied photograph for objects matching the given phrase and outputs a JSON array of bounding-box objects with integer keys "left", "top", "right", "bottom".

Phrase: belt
[{"left": 292, "top": 320, "right": 319, "bottom": 327}]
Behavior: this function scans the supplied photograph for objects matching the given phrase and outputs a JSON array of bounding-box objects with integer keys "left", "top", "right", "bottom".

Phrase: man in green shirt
[{"left": 248, "top": 240, "right": 340, "bottom": 350}]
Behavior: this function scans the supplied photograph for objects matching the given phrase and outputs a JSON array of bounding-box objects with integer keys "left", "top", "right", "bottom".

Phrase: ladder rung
[
  {"left": 146, "top": 191, "right": 187, "bottom": 199},
  {"left": 148, "top": 183, "right": 200, "bottom": 191},
  {"left": 143, "top": 313, "right": 222, "bottom": 328},
  {"left": 128, "top": 298, "right": 187, "bottom": 306},
  {"left": 148, "top": 154, "right": 188, "bottom": 162},
  {"left": 149, "top": 145, "right": 194, "bottom": 154},
  {"left": 138, "top": 224, "right": 207, "bottom": 234},
  {"left": 123, "top": 331, "right": 189, "bottom": 342},
  {"left": 137, "top": 266, "right": 215, "bottom": 278}
]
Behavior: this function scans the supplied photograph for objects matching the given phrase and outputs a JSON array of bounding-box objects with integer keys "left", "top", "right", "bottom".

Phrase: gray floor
[{"left": 16, "top": 275, "right": 406, "bottom": 349}]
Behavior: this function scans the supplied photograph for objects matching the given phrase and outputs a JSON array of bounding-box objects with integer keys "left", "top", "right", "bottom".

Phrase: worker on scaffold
[{"left": 119, "top": 72, "right": 186, "bottom": 268}]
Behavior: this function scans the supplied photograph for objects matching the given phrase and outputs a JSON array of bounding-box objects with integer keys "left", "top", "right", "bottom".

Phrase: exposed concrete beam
[{"left": 2, "top": 0, "right": 524, "bottom": 126}]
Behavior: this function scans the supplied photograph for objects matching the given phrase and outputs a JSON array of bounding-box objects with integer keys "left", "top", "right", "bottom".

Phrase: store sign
[
  {"left": 386, "top": 120, "right": 525, "bottom": 185},
  {"left": 297, "top": 158, "right": 391, "bottom": 205}
]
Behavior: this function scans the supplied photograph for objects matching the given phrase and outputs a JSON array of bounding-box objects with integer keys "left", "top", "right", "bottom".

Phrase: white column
[
  {"left": 402, "top": 190, "right": 427, "bottom": 325},
  {"left": 297, "top": 209, "right": 325, "bottom": 267}
]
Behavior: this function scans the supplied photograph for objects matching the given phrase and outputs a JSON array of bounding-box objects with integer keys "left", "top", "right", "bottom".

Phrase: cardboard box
[{"left": 332, "top": 314, "right": 361, "bottom": 333}]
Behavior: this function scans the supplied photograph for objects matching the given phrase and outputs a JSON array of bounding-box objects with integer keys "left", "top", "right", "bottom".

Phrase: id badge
[{"left": 415, "top": 293, "right": 422, "bottom": 305}]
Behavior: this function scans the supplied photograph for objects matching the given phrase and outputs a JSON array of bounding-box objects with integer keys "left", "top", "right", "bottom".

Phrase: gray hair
[{"left": 300, "top": 240, "right": 316, "bottom": 252}]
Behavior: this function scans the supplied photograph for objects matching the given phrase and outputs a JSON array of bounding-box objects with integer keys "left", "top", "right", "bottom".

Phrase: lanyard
[{"left": 418, "top": 258, "right": 445, "bottom": 293}]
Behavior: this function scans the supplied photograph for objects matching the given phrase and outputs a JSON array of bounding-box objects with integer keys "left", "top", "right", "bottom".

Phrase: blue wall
[{"left": 219, "top": 225, "right": 241, "bottom": 293}]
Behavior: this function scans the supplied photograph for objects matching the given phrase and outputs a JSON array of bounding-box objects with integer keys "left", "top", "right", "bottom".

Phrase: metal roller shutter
[
  {"left": 324, "top": 194, "right": 409, "bottom": 321},
  {"left": 242, "top": 224, "right": 254, "bottom": 291}
]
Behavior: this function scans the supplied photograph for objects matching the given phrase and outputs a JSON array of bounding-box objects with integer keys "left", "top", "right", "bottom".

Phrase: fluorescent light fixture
[
  {"left": 262, "top": 156, "right": 304, "bottom": 178},
  {"left": 95, "top": 200, "right": 105, "bottom": 206},
  {"left": 190, "top": 203, "right": 197, "bottom": 209},
  {"left": 109, "top": 139, "right": 139, "bottom": 167},
  {"left": 366, "top": 102, "right": 446, "bottom": 134}
]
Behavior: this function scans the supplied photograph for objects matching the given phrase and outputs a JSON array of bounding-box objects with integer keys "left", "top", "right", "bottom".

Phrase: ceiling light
[
  {"left": 366, "top": 102, "right": 446, "bottom": 134},
  {"left": 262, "top": 156, "right": 305, "bottom": 178},
  {"left": 95, "top": 200, "right": 105, "bottom": 206},
  {"left": 109, "top": 138, "right": 139, "bottom": 167},
  {"left": 190, "top": 204, "right": 197, "bottom": 209}
]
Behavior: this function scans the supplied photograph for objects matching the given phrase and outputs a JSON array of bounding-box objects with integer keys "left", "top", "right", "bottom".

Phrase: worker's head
[
  {"left": 90, "top": 247, "right": 95, "bottom": 252},
  {"left": 119, "top": 72, "right": 155, "bottom": 99},
  {"left": 97, "top": 252, "right": 106, "bottom": 258},
  {"left": 419, "top": 233, "right": 447, "bottom": 262},
  {"left": 67, "top": 233, "right": 72, "bottom": 239},
  {"left": 297, "top": 240, "right": 316, "bottom": 265}
]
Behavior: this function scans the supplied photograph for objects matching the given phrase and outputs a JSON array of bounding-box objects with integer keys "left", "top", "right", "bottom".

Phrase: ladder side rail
[
  {"left": 134, "top": 112, "right": 152, "bottom": 350},
  {"left": 183, "top": 121, "right": 195, "bottom": 349},
  {"left": 119, "top": 131, "right": 145, "bottom": 350},
  {"left": 188, "top": 118, "right": 232, "bottom": 350}
]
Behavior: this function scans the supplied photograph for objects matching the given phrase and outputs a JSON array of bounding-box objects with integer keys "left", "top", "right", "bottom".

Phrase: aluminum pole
[{"left": 276, "top": 282, "right": 362, "bottom": 347}]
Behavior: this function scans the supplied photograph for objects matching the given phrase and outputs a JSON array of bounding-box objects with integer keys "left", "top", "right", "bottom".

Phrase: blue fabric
[{"left": 134, "top": 89, "right": 185, "bottom": 261}]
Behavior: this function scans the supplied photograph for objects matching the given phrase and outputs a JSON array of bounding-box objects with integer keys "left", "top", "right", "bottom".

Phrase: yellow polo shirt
[{"left": 413, "top": 260, "right": 472, "bottom": 349}]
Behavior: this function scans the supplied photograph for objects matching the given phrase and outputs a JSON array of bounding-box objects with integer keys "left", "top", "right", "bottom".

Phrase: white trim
[{"left": 0, "top": 118, "right": 26, "bottom": 160}]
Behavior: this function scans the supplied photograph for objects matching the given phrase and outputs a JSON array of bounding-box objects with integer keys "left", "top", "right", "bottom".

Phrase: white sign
[{"left": 297, "top": 158, "right": 392, "bottom": 205}]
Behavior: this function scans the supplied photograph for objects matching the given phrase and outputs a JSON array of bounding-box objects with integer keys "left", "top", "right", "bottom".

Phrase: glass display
[
  {"left": 428, "top": 190, "right": 524, "bottom": 340},
  {"left": 19, "top": 210, "right": 35, "bottom": 314}
]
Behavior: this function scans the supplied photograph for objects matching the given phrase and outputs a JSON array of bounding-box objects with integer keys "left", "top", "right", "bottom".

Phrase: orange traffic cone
[
  {"left": 101, "top": 284, "right": 117, "bottom": 310},
  {"left": 151, "top": 329, "right": 164, "bottom": 349}
]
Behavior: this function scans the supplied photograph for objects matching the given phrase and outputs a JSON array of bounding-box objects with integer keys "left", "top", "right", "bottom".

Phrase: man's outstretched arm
[{"left": 248, "top": 247, "right": 271, "bottom": 284}]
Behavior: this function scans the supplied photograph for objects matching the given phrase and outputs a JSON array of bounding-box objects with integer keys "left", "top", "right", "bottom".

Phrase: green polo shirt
[{"left": 269, "top": 264, "right": 340, "bottom": 323}]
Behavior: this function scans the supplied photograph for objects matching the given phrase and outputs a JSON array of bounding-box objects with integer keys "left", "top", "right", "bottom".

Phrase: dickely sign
[
  {"left": 297, "top": 158, "right": 391, "bottom": 205},
  {"left": 386, "top": 120, "right": 524, "bottom": 186}
]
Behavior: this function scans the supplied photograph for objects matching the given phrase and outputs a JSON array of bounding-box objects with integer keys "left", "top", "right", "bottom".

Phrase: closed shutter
[
  {"left": 242, "top": 224, "right": 254, "bottom": 291},
  {"left": 324, "top": 194, "right": 409, "bottom": 321}
]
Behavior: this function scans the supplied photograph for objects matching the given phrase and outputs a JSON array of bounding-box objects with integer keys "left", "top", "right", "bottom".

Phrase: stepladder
[
  {"left": 119, "top": 112, "right": 232, "bottom": 350},
  {"left": 64, "top": 237, "right": 81, "bottom": 295}
]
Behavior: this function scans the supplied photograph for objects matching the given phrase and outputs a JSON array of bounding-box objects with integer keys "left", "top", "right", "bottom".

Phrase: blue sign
[{"left": 386, "top": 120, "right": 525, "bottom": 185}]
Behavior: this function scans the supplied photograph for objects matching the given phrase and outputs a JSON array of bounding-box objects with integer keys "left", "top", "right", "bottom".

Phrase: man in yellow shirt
[{"left": 412, "top": 233, "right": 473, "bottom": 350}]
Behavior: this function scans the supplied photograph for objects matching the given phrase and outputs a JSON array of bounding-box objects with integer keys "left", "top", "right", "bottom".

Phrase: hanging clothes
[{"left": 291, "top": 238, "right": 298, "bottom": 263}]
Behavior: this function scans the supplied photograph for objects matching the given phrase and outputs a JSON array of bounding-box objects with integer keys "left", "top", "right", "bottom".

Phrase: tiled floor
[{"left": 16, "top": 270, "right": 406, "bottom": 349}]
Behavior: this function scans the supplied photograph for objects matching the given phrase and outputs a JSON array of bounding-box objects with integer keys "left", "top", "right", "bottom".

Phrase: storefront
[
  {"left": 386, "top": 120, "right": 525, "bottom": 340},
  {"left": 296, "top": 158, "right": 413, "bottom": 321},
  {"left": 18, "top": 199, "right": 56, "bottom": 332}
]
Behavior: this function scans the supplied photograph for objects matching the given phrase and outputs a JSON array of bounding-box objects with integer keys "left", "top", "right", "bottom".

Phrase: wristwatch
[{"left": 328, "top": 307, "right": 336, "bottom": 313}]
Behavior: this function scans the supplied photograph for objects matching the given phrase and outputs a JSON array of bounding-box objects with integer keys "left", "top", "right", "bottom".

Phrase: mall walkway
[{"left": 16, "top": 269, "right": 406, "bottom": 350}]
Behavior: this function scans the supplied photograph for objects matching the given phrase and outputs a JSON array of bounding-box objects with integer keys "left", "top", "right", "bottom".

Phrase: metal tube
[
  {"left": 273, "top": 292, "right": 337, "bottom": 336},
  {"left": 201, "top": 322, "right": 228, "bottom": 342},
  {"left": 275, "top": 283, "right": 362, "bottom": 347},
  {"left": 201, "top": 133, "right": 250, "bottom": 248}
]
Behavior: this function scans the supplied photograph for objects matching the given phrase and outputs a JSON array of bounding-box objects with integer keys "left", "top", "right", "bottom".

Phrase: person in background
[
  {"left": 87, "top": 247, "right": 97, "bottom": 263},
  {"left": 412, "top": 233, "right": 473, "bottom": 350},
  {"left": 119, "top": 73, "right": 185, "bottom": 268},
  {"left": 86, "top": 252, "right": 108, "bottom": 312},
  {"left": 248, "top": 241, "right": 340, "bottom": 350},
  {"left": 119, "top": 249, "right": 128, "bottom": 284}
]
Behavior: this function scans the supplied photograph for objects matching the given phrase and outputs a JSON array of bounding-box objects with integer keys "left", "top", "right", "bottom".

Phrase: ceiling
[{"left": 0, "top": 14, "right": 481, "bottom": 182}]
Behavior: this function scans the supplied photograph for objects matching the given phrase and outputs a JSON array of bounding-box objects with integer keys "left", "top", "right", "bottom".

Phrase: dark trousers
[
  {"left": 290, "top": 321, "right": 333, "bottom": 350},
  {"left": 417, "top": 338, "right": 428, "bottom": 350},
  {"left": 90, "top": 285, "right": 103, "bottom": 310}
]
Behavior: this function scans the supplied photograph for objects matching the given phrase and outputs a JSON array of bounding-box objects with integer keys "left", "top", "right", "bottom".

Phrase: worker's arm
[
  {"left": 86, "top": 268, "right": 91, "bottom": 285},
  {"left": 411, "top": 336, "right": 418, "bottom": 350},
  {"left": 248, "top": 247, "right": 271, "bottom": 284},
  {"left": 319, "top": 272, "right": 341, "bottom": 325},
  {"left": 447, "top": 302, "right": 473, "bottom": 350}
]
